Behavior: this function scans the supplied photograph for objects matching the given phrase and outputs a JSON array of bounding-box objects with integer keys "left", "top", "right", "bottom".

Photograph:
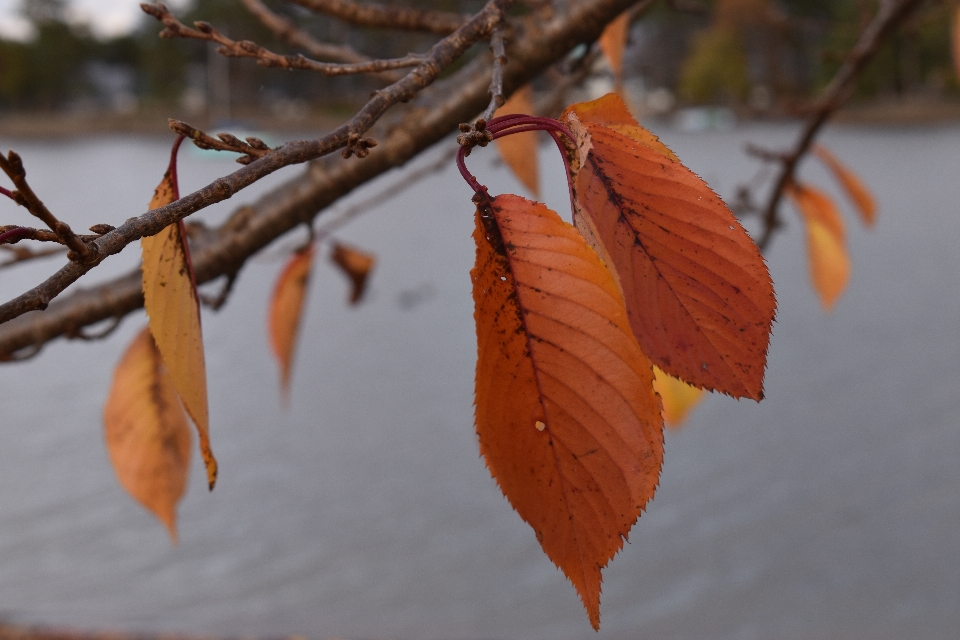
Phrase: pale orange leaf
[
  {"left": 141, "top": 140, "right": 216, "bottom": 489},
  {"left": 494, "top": 85, "right": 540, "bottom": 198},
  {"left": 599, "top": 12, "right": 630, "bottom": 91},
  {"left": 473, "top": 193, "right": 663, "bottom": 630},
  {"left": 653, "top": 366, "right": 705, "bottom": 428},
  {"left": 331, "top": 242, "right": 375, "bottom": 304},
  {"left": 268, "top": 246, "right": 315, "bottom": 398},
  {"left": 813, "top": 144, "right": 876, "bottom": 226},
  {"left": 562, "top": 94, "right": 776, "bottom": 401},
  {"left": 104, "top": 327, "right": 192, "bottom": 543},
  {"left": 786, "top": 182, "right": 850, "bottom": 311}
]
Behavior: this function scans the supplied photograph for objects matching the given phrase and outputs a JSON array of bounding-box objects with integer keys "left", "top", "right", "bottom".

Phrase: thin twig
[
  {"left": 199, "top": 271, "right": 239, "bottom": 310},
  {"left": 168, "top": 120, "right": 274, "bottom": 164},
  {"left": 67, "top": 315, "right": 123, "bottom": 341},
  {"left": 318, "top": 145, "right": 458, "bottom": 235},
  {"left": 288, "top": 0, "right": 469, "bottom": 35},
  {"left": 753, "top": 0, "right": 924, "bottom": 251},
  {"left": 143, "top": 3, "right": 428, "bottom": 77},
  {"left": 481, "top": 20, "right": 508, "bottom": 121},
  {"left": 0, "top": 152, "right": 97, "bottom": 263},
  {"left": 0, "top": 244, "right": 67, "bottom": 270},
  {"left": 0, "top": 225, "right": 103, "bottom": 245},
  {"left": 240, "top": 0, "right": 368, "bottom": 63}
]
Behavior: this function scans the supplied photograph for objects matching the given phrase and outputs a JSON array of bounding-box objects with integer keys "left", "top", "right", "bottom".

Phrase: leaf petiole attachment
[{"left": 456, "top": 114, "right": 576, "bottom": 215}]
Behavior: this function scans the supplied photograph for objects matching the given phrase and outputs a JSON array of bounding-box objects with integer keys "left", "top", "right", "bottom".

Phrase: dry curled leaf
[
  {"left": 331, "top": 242, "right": 375, "bottom": 304},
  {"left": 473, "top": 193, "right": 663, "bottom": 630},
  {"left": 653, "top": 366, "right": 705, "bottom": 428},
  {"left": 141, "top": 138, "right": 217, "bottom": 489},
  {"left": 786, "top": 182, "right": 850, "bottom": 311},
  {"left": 598, "top": 11, "right": 630, "bottom": 91},
  {"left": 562, "top": 94, "right": 776, "bottom": 401},
  {"left": 813, "top": 144, "right": 876, "bottom": 227},
  {"left": 269, "top": 246, "right": 315, "bottom": 398},
  {"left": 104, "top": 327, "right": 192, "bottom": 543},
  {"left": 494, "top": 85, "right": 540, "bottom": 198}
]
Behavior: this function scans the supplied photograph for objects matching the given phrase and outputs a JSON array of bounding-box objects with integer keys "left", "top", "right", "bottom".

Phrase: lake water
[{"left": 0, "top": 121, "right": 958, "bottom": 640}]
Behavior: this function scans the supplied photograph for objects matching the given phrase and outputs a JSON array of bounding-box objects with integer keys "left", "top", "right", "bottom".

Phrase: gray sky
[{"left": 0, "top": 0, "right": 188, "bottom": 40}]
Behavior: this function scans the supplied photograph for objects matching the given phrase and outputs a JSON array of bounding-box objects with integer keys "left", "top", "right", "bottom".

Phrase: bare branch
[
  {"left": 288, "top": 0, "right": 469, "bottom": 35},
  {"left": 240, "top": 0, "right": 368, "bottom": 63},
  {"left": 66, "top": 315, "right": 123, "bottom": 341},
  {"left": 0, "top": 243, "right": 67, "bottom": 270},
  {"left": 0, "top": 0, "right": 641, "bottom": 356},
  {"left": 753, "top": 0, "right": 924, "bottom": 251},
  {"left": 0, "top": 225, "right": 103, "bottom": 245},
  {"left": 199, "top": 271, "right": 239, "bottom": 310},
  {"left": 481, "top": 20, "right": 508, "bottom": 121},
  {"left": 0, "top": 151, "right": 97, "bottom": 263},
  {"left": 318, "top": 145, "right": 458, "bottom": 236},
  {"left": 168, "top": 120, "right": 273, "bottom": 164},
  {"left": 142, "top": 3, "right": 428, "bottom": 77},
  {"left": 0, "top": 0, "right": 512, "bottom": 328}
]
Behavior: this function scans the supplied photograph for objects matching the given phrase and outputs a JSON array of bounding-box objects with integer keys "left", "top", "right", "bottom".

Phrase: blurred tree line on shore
[{"left": 0, "top": 0, "right": 956, "bottom": 120}]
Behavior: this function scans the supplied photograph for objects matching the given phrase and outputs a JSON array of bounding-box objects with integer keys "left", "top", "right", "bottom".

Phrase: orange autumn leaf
[
  {"left": 653, "top": 366, "right": 705, "bottom": 428},
  {"left": 562, "top": 94, "right": 776, "bottom": 401},
  {"left": 599, "top": 11, "right": 630, "bottom": 91},
  {"left": 813, "top": 144, "right": 876, "bottom": 226},
  {"left": 786, "top": 182, "right": 850, "bottom": 311},
  {"left": 104, "top": 327, "right": 192, "bottom": 543},
  {"left": 269, "top": 246, "right": 315, "bottom": 398},
  {"left": 331, "top": 242, "right": 375, "bottom": 304},
  {"left": 494, "top": 85, "right": 540, "bottom": 198},
  {"left": 472, "top": 193, "right": 663, "bottom": 630},
  {"left": 141, "top": 138, "right": 217, "bottom": 489}
]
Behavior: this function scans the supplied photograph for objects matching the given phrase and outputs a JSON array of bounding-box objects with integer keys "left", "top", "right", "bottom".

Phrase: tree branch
[
  {"left": 753, "top": 0, "right": 924, "bottom": 251},
  {"left": 0, "top": 0, "right": 512, "bottom": 330},
  {"left": 0, "top": 0, "right": 643, "bottom": 356},
  {"left": 143, "top": 3, "right": 429, "bottom": 77},
  {"left": 481, "top": 21, "right": 508, "bottom": 121},
  {"left": 0, "top": 152, "right": 97, "bottom": 263},
  {"left": 240, "top": 0, "right": 369, "bottom": 64},
  {"left": 287, "top": 0, "right": 469, "bottom": 35}
]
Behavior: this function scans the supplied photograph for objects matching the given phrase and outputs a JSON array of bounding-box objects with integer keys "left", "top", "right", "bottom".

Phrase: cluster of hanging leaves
[
  {"left": 103, "top": 137, "right": 375, "bottom": 541},
  {"left": 467, "top": 92, "right": 776, "bottom": 628},
  {"left": 785, "top": 143, "right": 876, "bottom": 311}
]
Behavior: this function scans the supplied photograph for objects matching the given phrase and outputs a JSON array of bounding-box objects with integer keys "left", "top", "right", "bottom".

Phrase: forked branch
[
  {"left": 239, "top": 0, "right": 369, "bottom": 64},
  {"left": 0, "top": 152, "right": 97, "bottom": 263},
  {"left": 287, "top": 0, "right": 468, "bottom": 35},
  {"left": 142, "top": 2, "right": 428, "bottom": 76},
  {"left": 751, "top": 0, "right": 924, "bottom": 250}
]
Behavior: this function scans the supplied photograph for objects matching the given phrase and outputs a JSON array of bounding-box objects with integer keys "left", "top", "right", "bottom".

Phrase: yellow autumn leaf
[
  {"left": 104, "top": 327, "right": 192, "bottom": 543},
  {"left": 494, "top": 85, "right": 540, "bottom": 198},
  {"left": 813, "top": 144, "right": 877, "bottom": 227},
  {"left": 599, "top": 11, "right": 630, "bottom": 92},
  {"left": 141, "top": 137, "right": 217, "bottom": 489},
  {"left": 804, "top": 217, "right": 850, "bottom": 312},
  {"left": 786, "top": 182, "right": 850, "bottom": 312},
  {"left": 268, "top": 246, "right": 315, "bottom": 399},
  {"left": 653, "top": 366, "right": 705, "bottom": 428}
]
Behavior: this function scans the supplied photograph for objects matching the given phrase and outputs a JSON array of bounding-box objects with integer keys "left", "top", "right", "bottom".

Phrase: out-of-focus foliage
[
  {"left": 0, "top": 0, "right": 957, "bottom": 115},
  {"left": 678, "top": 26, "right": 750, "bottom": 104}
]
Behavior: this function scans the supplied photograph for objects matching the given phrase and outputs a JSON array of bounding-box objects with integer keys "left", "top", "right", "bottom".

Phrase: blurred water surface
[{"left": 0, "top": 122, "right": 958, "bottom": 640}]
